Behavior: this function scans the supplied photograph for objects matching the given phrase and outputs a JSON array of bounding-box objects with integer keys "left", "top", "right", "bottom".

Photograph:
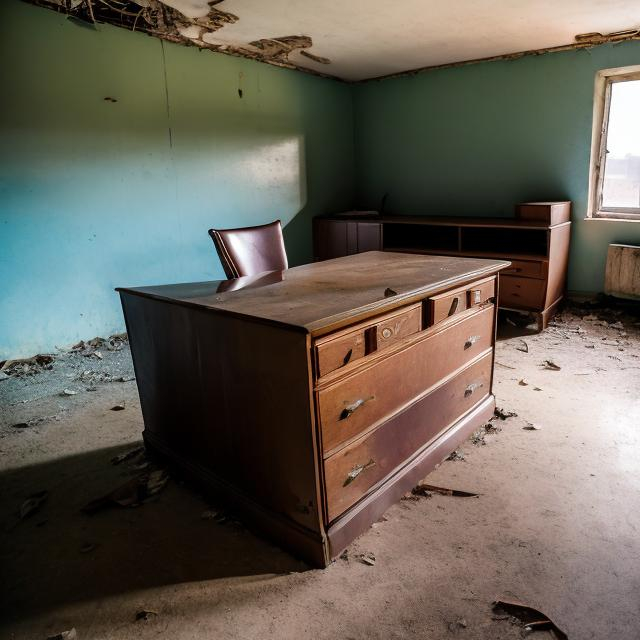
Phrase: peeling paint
[{"left": 25, "top": 0, "right": 335, "bottom": 78}]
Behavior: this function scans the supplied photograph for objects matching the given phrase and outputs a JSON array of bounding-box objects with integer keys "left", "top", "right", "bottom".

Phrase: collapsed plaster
[{"left": 26, "top": 0, "right": 334, "bottom": 77}]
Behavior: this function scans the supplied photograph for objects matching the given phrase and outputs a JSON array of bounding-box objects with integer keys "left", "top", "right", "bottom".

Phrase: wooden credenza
[
  {"left": 118, "top": 252, "right": 509, "bottom": 567},
  {"left": 314, "top": 202, "right": 571, "bottom": 330}
]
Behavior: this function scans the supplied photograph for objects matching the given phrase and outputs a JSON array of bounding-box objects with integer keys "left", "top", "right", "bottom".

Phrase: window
[{"left": 588, "top": 66, "right": 640, "bottom": 220}]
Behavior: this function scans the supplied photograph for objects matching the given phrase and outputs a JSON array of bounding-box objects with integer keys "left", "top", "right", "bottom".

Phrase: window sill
[{"left": 585, "top": 214, "right": 640, "bottom": 223}]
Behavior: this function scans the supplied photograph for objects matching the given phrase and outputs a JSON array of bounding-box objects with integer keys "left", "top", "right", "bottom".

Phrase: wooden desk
[
  {"left": 313, "top": 203, "right": 571, "bottom": 330},
  {"left": 118, "top": 252, "right": 509, "bottom": 567}
]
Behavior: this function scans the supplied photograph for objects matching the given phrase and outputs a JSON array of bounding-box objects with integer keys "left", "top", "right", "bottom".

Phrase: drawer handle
[
  {"left": 464, "top": 335, "right": 480, "bottom": 350},
  {"left": 343, "top": 348, "right": 353, "bottom": 366},
  {"left": 339, "top": 396, "right": 374, "bottom": 420},
  {"left": 469, "top": 289, "right": 482, "bottom": 305},
  {"left": 464, "top": 382, "right": 484, "bottom": 397},
  {"left": 343, "top": 459, "right": 376, "bottom": 486},
  {"left": 448, "top": 297, "right": 460, "bottom": 316}
]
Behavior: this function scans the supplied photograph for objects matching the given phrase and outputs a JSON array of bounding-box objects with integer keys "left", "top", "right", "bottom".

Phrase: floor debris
[
  {"left": 81, "top": 469, "right": 169, "bottom": 514},
  {"left": 518, "top": 378, "right": 528, "bottom": 386},
  {"left": 358, "top": 552, "right": 376, "bottom": 566},
  {"left": 446, "top": 449, "right": 466, "bottom": 461},
  {"left": 523, "top": 423, "right": 542, "bottom": 431},
  {"left": 135, "top": 610, "right": 158, "bottom": 622},
  {"left": 110, "top": 446, "right": 145, "bottom": 465},
  {"left": 516, "top": 340, "right": 529, "bottom": 353},
  {"left": 60, "top": 389, "right": 77, "bottom": 396},
  {"left": 492, "top": 599, "right": 568, "bottom": 639},
  {"left": 494, "top": 407, "right": 517, "bottom": 420},
  {"left": 19, "top": 490, "right": 48, "bottom": 520},
  {"left": 46, "top": 629, "right": 77, "bottom": 640},
  {"left": 542, "top": 360, "right": 562, "bottom": 371},
  {"left": 110, "top": 403, "right": 125, "bottom": 411},
  {"left": 0, "top": 354, "right": 55, "bottom": 378},
  {"left": 413, "top": 484, "right": 478, "bottom": 498}
]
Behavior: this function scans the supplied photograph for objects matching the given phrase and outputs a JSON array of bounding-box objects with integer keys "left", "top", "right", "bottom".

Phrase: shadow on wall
[{"left": 0, "top": 442, "right": 309, "bottom": 627}]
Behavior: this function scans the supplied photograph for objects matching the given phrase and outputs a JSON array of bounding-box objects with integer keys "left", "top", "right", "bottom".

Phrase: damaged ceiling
[{"left": 28, "top": 0, "right": 640, "bottom": 81}]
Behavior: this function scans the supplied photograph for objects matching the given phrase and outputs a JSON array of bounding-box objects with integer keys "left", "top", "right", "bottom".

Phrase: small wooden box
[{"left": 516, "top": 201, "right": 571, "bottom": 226}]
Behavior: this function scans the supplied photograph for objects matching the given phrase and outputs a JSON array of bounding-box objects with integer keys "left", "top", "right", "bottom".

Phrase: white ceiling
[{"left": 163, "top": 0, "right": 640, "bottom": 81}]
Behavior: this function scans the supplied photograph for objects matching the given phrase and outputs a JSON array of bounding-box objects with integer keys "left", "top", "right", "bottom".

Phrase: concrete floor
[{"left": 1, "top": 307, "right": 639, "bottom": 640}]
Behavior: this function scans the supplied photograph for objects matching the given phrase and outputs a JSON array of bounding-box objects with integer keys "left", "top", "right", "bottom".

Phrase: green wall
[
  {"left": 3, "top": 0, "right": 640, "bottom": 359},
  {"left": 0, "top": 1, "right": 354, "bottom": 358},
  {"left": 353, "top": 42, "right": 640, "bottom": 293}
]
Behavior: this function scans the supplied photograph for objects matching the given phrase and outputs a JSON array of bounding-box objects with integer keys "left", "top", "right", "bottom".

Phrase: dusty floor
[{"left": 1, "top": 305, "right": 640, "bottom": 640}]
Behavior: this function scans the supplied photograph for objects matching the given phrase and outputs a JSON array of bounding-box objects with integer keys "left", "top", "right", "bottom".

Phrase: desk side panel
[{"left": 120, "top": 293, "right": 322, "bottom": 534}]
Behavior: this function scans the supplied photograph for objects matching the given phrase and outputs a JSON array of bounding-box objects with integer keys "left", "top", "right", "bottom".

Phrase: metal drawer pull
[
  {"left": 340, "top": 396, "right": 374, "bottom": 420},
  {"left": 464, "top": 335, "right": 480, "bottom": 349},
  {"left": 448, "top": 297, "right": 460, "bottom": 316},
  {"left": 343, "top": 459, "right": 376, "bottom": 486},
  {"left": 342, "top": 348, "right": 353, "bottom": 366},
  {"left": 464, "top": 382, "right": 483, "bottom": 397}
]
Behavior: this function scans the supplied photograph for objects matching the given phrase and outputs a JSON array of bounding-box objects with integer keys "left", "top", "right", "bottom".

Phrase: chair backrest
[{"left": 208, "top": 220, "right": 288, "bottom": 279}]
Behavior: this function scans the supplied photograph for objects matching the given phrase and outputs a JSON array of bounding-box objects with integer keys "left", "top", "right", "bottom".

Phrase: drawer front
[
  {"left": 318, "top": 304, "right": 494, "bottom": 454},
  {"left": 316, "top": 329, "right": 366, "bottom": 378},
  {"left": 371, "top": 304, "right": 422, "bottom": 352},
  {"left": 500, "top": 275, "right": 546, "bottom": 309},
  {"left": 324, "top": 353, "right": 493, "bottom": 521},
  {"left": 315, "top": 303, "right": 422, "bottom": 379},
  {"left": 500, "top": 259, "right": 545, "bottom": 279},
  {"left": 429, "top": 278, "right": 495, "bottom": 325}
]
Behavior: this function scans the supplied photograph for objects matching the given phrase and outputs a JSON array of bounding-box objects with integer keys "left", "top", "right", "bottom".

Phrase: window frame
[{"left": 588, "top": 65, "right": 640, "bottom": 221}]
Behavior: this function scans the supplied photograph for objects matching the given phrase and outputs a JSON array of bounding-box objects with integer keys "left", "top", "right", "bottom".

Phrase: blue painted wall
[
  {"left": 353, "top": 41, "right": 640, "bottom": 293},
  {"left": 0, "top": 1, "right": 354, "bottom": 358}
]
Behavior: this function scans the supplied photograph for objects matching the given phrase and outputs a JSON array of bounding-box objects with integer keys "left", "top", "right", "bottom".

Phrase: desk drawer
[
  {"left": 428, "top": 277, "right": 495, "bottom": 325},
  {"left": 500, "top": 259, "right": 545, "bottom": 279},
  {"left": 315, "top": 304, "right": 421, "bottom": 378},
  {"left": 317, "top": 304, "right": 494, "bottom": 454},
  {"left": 500, "top": 275, "right": 546, "bottom": 309},
  {"left": 324, "top": 352, "right": 492, "bottom": 521}
]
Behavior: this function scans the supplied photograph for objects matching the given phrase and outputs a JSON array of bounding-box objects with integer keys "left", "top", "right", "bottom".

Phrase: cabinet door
[
  {"left": 314, "top": 219, "right": 348, "bottom": 260},
  {"left": 356, "top": 222, "right": 382, "bottom": 253},
  {"left": 313, "top": 219, "right": 382, "bottom": 261}
]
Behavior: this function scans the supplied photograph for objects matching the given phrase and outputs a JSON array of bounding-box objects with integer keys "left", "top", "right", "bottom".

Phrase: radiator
[{"left": 605, "top": 244, "right": 640, "bottom": 300}]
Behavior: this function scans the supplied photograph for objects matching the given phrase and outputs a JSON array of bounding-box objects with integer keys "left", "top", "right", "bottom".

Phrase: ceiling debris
[{"left": 26, "top": 0, "right": 333, "bottom": 77}]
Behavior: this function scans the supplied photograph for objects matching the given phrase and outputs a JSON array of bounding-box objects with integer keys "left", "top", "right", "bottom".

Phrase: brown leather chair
[{"left": 208, "top": 220, "right": 288, "bottom": 279}]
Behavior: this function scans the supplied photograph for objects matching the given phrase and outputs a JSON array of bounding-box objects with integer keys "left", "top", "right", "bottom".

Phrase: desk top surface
[{"left": 118, "top": 252, "right": 509, "bottom": 335}]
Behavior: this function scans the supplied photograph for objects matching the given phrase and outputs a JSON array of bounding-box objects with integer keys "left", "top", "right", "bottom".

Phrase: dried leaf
[
  {"left": 20, "top": 490, "right": 48, "bottom": 520},
  {"left": 542, "top": 360, "right": 561, "bottom": 371},
  {"left": 413, "top": 483, "right": 478, "bottom": 498},
  {"left": 384, "top": 287, "right": 397, "bottom": 297},
  {"left": 492, "top": 599, "right": 567, "bottom": 640},
  {"left": 446, "top": 449, "right": 465, "bottom": 461},
  {"left": 518, "top": 379, "right": 528, "bottom": 386},
  {"left": 110, "top": 404, "right": 125, "bottom": 411},
  {"left": 523, "top": 423, "right": 542, "bottom": 431},
  {"left": 359, "top": 552, "right": 376, "bottom": 566},
  {"left": 61, "top": 388, "right": 77, "bottom": 396},
  {"left": 515, "top": 340, "right": 529, "bottom": 353}
]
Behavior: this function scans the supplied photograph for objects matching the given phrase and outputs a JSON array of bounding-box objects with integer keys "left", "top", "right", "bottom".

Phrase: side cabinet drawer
[
  {"left": 429, "top": 277, "right": 495, "bottom": 325},
  {"left": 317, "top": 304, "right": 494, "bottom": 454},
  {"left": 499, "top": 275, "right": 546, "bottom": 309},
  {"left": 324, "top": 353, "right": 493, "bottom": 521},
  {"left": 500, "top": 259, "right": 546, "bottom": 279}
]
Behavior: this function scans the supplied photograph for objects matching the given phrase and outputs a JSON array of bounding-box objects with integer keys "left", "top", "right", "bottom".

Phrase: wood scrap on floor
[
  {"left": 492, "top": 599, "right": 568, "bottom": 639},
  {"left": 412, "top": 484, "right": 478, "bottom": 498}
]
